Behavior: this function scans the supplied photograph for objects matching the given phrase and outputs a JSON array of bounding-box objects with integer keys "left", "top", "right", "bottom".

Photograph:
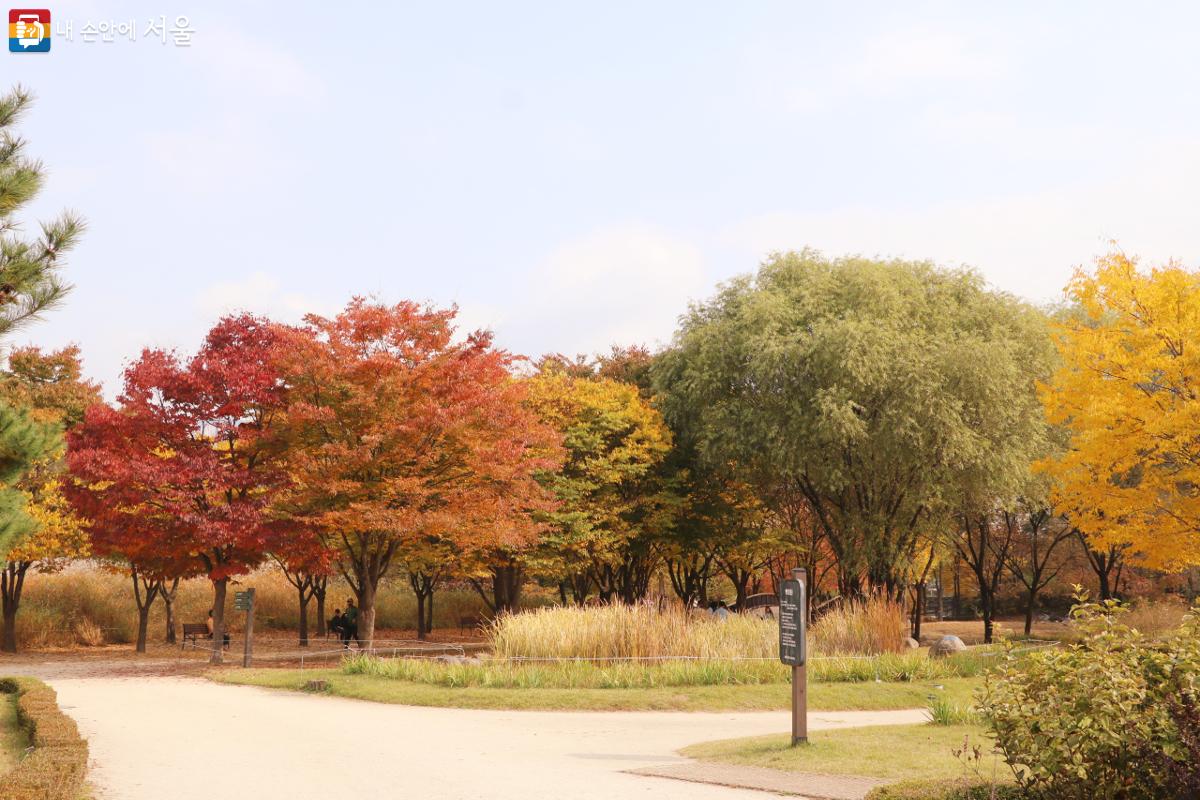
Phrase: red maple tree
[
  {"left": 67, "top": 315, "right": 286, "bottom": 663},
  {"left": 66, "top": 416, "right": 201, "bottom": 652}
]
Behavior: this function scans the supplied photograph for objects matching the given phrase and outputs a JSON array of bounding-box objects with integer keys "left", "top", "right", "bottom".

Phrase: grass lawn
[
  {"left": 212, "top": 668, "right": 980, "bottom": 712},
  {"left": 682, "top": 723, "right": 1007, "bottom": 783},
  {"left": 0, "top": 691, "right": 28, "bottom": 775}
]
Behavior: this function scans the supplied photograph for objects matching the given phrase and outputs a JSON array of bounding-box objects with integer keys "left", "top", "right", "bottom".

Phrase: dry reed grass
[
  {"left": 1121, "top": 597, "right": 1189, "bottom": 637},
  {"left": 809, "top": 595, "right": 907, "bottom": 655},
  {"left": 489, "top": 604, "right": 777, "bottom": 660},
  {"left": 12, "top": 565, "right": 496, "bottom": 648}
]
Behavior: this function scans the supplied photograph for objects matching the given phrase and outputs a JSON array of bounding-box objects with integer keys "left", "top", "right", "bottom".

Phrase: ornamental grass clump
[
  {"left": 488, "top": 604, "right": 775, "bottom": 660},
  {"left": 809, "top": 594, "right": 907, "bottom": 655},
  {"left": 980, "top": 590, "right": 1200, "bottom": 800}
]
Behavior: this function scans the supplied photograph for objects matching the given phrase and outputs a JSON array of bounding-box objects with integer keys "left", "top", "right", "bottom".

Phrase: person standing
[{"left": 342, "top": 598, "right": 359, "bottom": 648}]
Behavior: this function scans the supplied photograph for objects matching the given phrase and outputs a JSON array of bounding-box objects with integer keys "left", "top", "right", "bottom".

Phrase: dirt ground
[
  {"left": 51, "top": 676, "right": 926, "bottom": 800},
  {"left": 920, "top": 617, "right": 1074, "bottom": 644},
  {"left": 0, "top": 628, "right": 488, "bottom": 679}
]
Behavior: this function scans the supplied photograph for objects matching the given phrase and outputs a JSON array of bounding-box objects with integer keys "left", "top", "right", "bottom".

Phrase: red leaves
[
  {"left": 67, "top": 301, "right": 564, "bottom": 587},
  {"left": 67, "top": 314, "right": 285, "bottom": 580}
]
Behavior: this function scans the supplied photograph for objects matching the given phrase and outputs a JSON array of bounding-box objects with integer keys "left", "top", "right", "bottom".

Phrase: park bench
[
  {"left": 181, "top": 622, "right": 210, "bottom": 648},
  {"left": 458, "top": 613, "right": 487, "bottom": 632}
]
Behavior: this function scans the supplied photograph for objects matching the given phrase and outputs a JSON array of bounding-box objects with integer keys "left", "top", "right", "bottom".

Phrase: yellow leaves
[
  {"left": 1039, "top": 251, "right": 1200, "bottom": 569},
  {"left": 525, "top": 371, "right": 671, "bottom": 485},
  {"left": 524, "top": 371, "right": 672, "bottom": 556},
  {"left": 5, "top": 478, "right": 89, "bottom": 565}
]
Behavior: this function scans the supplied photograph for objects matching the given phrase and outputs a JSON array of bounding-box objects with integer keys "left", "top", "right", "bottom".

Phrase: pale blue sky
[{"left": 9, "top": 1, "right": 1200, "bottom": 392}]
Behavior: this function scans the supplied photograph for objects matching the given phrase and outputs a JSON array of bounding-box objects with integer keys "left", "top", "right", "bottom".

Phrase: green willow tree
[{"left": 656, "top": 250, "right": 1053, "bottom": 599}]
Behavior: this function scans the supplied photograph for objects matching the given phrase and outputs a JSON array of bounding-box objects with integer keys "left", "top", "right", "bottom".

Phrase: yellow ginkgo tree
[{"left": 1040, "top": 251, "right": 1200, "bottom": 572}]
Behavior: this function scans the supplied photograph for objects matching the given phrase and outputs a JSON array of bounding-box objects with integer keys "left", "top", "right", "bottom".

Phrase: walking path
[{"left": 49, "top": 677, "right": 925, "bottom": 800}]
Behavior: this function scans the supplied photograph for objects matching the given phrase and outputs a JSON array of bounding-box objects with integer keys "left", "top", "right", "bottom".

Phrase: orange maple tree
[{"left": 271, "top": 299, "right": 561, "bottom": 645}]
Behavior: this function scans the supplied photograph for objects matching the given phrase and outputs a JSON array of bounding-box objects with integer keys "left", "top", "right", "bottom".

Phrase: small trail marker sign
[
  {"left": 779, "top": 576, "right": 805, "bottom": 666},
  {"left": 780, "top": 568, "right": 808, "bottom": 745},
  {"left": 235, "top": 588, "right": 256, "bottom": 667}
]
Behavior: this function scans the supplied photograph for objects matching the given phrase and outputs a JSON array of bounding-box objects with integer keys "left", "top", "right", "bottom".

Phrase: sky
[{"left": 8, "top": 1, "right": 1200, "bottom": 394}]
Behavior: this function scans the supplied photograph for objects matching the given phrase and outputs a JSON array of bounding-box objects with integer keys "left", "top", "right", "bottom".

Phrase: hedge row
[{"left": 0, "top": 677, "right": 89, "bottom": 800}]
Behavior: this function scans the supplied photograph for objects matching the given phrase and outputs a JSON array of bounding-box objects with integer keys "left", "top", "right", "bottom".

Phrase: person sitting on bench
[
  {"left": 206, "top": 609, "right": 231, "bottom": 649},
  {"left": 329, "top": 608, "right": 345, "bottom": 640}
]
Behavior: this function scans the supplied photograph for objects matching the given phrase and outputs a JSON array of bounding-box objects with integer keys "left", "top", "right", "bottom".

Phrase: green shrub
[
  {"left": 0, "top": 676, "right": 89, "bottom": 800},
  {"left": 980, "top": 593, "right": 1200, "bottom": 800}
]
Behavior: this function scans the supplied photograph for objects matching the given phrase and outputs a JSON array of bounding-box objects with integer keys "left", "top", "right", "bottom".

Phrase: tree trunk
[
  {"left": 732, "top": 572, "right": 751, "bottom": 610},
  {"left": 492, "top": 563, "right": 523, "bottom": 613},
  {"left": 210, "top": 577, "right": 228, "bottom": 665},
  {"left": 425, "top": 591, "right": 434, "bottom": 634},
  {"left": 314, "top": 578, "right": 327, "bottom": 637},
  {"left": 131, "top": 568, "right": 161, "bottom": 654},
  {"left": 163, "top": 577, "right": 180, "bottom": 644},
  {"left": 357, "top": 579, "right": 377, "bottom": 648},
  {"left": 980, "top": 586, "right": 994, "bottom": 644},
  {"left": 911, "top": 583, "right": 924, "bottom": 641},
  {"left": 136, "top": 603, "right": 152, "bottom": 653},
  {"left": 1, "top": 562, "right": 29, "bottom": 654},
  {"left": 297, "top": 584, "right": 310, "bottom": 647},
  {"left": 568, "top": 572, "right": 591, "bottom": 605},
  {"left": 415, "top": 592, "right": 427, "bottom": 640},
  {"left": 0, "top": 604, "right": 14, "bottom": 653},
  {"left": 1024, "top": 587, "right": 1036, "bottom": 636}
]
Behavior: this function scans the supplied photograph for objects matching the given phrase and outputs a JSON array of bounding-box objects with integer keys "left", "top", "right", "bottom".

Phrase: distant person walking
[{"left": 342, "top": 598, "right": 359, "bottom": 647}]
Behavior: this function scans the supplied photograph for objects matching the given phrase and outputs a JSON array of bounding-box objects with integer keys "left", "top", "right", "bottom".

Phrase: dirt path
[{"left": 50, "top": 677, "right": 925, "bottom": 800}]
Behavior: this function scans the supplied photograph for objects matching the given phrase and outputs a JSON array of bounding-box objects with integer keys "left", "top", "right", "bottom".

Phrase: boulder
[
  {"left": 903, "top": 636, "right": 920, "bottom": 649},
  {"left": 929, "top": 634, "right": 968, "bottom": 658}
]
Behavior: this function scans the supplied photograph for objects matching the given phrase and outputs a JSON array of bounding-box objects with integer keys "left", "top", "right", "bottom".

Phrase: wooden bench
[
  {"left": 181, "top": 623, "right": 211, "bottom": 648},
  {"left": 458, "top": 613, "right": 488, "bottom": 632}
]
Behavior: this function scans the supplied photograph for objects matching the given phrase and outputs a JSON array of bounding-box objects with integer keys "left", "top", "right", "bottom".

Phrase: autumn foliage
[
  {"left": 1041, "top": 252, "right": 1200, "bottom": 571},
  {"left": 270, "top": 299, "right": 562, "bottom": 644},
  {"left": 68, "top": 315, "right": 286, "bottom": 661}
]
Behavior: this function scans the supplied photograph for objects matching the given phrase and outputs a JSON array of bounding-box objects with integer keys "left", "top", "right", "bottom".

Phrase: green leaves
[
  {"left": 657, "top": 249, "right": 1054, "bottom": 590},
  {"left": 0, "top": 86, "right": 83, "bottom": 341},
  {"left": 980, "top": 599, "right": 1200, "bottom": 799},
  {"left": 0, "top": 399, "right": 60, "bottom": 555}
]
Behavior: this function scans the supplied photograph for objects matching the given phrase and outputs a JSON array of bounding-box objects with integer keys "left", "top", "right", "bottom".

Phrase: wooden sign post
[
  {"left": 779, "top": 567, "right": 807, "bottom": 745},
  {"left": 235, "top": 588, "right": 256, "bottom": 668}
]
